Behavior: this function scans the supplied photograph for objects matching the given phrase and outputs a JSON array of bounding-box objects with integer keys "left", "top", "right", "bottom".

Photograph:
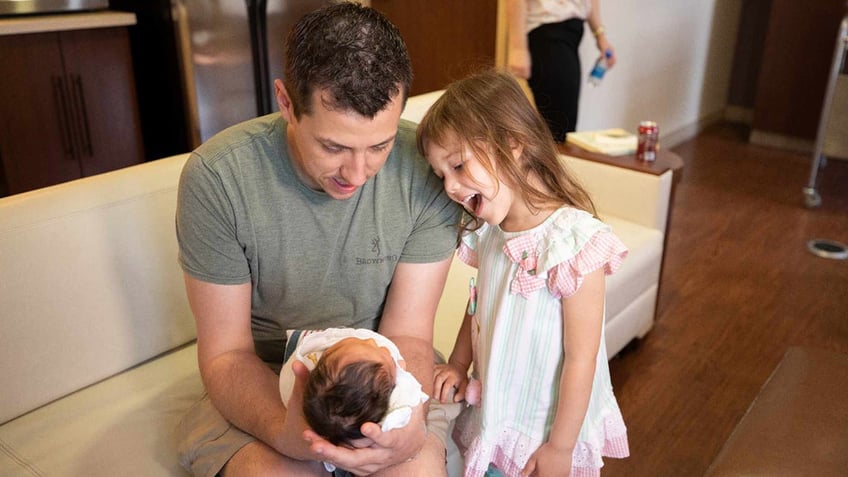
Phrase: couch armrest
[{"left": 561, "top": 155, "right": 673, "bottom": 233}]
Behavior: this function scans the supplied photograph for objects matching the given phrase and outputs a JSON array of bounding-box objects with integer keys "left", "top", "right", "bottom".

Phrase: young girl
[{"left": 418, "top": 69, "right": 629, "bottom": 477}]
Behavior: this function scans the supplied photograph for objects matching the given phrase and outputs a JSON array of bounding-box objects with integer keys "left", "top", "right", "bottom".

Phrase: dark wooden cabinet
[
  {"left": 371, "top": 0, "right": 497, "bottom": 95},
  {"left": 0, "top": 27, "right": 143, "bottom": 195},
  {"left": 750, "top": 0, "right": 847, "bottom": 145}
]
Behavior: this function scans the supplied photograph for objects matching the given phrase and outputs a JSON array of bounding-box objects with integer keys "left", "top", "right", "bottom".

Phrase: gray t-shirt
[{"left": 176, "top": 113, "right": 460, "bottom": 364}]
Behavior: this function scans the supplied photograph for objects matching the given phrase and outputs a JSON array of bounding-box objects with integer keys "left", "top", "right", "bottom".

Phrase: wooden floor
[{"left": 603, "top": 122, "right": 848, "bottom": 476}]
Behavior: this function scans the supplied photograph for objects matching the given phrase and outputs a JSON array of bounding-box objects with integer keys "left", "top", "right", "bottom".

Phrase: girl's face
[{"left": 425, "top": 131, "right": 527, "bottom": 231}]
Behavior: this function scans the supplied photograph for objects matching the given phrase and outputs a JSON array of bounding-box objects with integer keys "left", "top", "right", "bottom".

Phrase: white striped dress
[{"left": 453, "top": 206, "right": 630, "bottom": 477}]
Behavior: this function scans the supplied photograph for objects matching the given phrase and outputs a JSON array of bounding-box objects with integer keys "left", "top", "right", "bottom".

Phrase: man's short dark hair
[
  {"left": 283, "top": 1, "right": 413, "bottom": 119},
  {"left": 303, "top": 357, "right": 394, "bottom": 446}
]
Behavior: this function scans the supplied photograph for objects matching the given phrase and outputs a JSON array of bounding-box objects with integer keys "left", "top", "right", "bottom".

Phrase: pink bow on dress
[{"left": 503, "top": 235, "right": 546, "bottom": 298}]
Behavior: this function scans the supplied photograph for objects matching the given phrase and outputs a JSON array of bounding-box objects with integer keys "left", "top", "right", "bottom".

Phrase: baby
[{"left": 278, "top": 328, "right": 429, "bottom": 457}]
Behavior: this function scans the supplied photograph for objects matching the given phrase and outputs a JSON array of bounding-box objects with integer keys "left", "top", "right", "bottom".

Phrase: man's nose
[{"left": 342, "top": 152, "right": 368, "bottom": 187}]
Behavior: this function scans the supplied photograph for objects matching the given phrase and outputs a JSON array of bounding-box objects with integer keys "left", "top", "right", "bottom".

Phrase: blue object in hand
[{"left": 588, "top": 49, "right": 613, "bottom": 86}]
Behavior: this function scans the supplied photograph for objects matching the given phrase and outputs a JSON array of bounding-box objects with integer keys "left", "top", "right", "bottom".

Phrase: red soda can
[{"left": 637, "top": 121, "right": 659, "bottom": 162}]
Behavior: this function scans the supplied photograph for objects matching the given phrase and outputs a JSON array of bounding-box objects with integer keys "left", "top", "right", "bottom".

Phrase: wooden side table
[{"left": 557, "top": 142, "right": 684, "bottom": 181}]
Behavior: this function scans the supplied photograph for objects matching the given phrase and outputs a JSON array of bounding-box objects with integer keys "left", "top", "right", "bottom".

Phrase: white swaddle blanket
[{"left": 278, "top": 328, "right": 429, "bottom": 471}]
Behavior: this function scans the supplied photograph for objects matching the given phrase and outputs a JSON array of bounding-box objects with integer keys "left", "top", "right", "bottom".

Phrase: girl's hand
[
  {"left": 520, "top": 442, "right": 573, "bottom": 477},
  {"left": 433, "top": 363, "right": 468, "bottom": 403}
]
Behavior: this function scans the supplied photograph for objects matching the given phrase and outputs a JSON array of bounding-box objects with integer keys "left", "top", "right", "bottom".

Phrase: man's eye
[
  {"left": 323, "top": 144, "right": 343, "bottom": 153},
  {"left": 371, "top": 144, "right": 390, "bottom": 153}
]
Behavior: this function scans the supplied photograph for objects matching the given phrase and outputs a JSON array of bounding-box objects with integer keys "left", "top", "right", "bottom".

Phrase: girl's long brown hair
[{"left": 417, "top": 68, "right": 596, "bottom": 234}]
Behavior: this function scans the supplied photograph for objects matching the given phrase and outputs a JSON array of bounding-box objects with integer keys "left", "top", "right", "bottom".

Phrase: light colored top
[
  {"left": 0, "top": 12, "right": 135, "bottom": 36},
  {"left": 526, "top": 0, "right": 591, "bottom": 33},
  {"left": 452, "top": 206, "right": 630, "bottom": 476}
]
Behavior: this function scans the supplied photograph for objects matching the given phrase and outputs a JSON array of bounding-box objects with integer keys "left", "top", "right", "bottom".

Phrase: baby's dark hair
[{"left": 303, "top": 357, "right": 394, "bottom": 446}]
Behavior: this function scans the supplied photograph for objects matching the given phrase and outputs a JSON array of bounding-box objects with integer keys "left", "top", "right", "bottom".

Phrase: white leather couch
[{"left": 0, "top": 92, "right": 671, "bottom": 476}]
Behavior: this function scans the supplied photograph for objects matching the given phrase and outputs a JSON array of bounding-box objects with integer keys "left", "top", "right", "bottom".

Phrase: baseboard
[
  {"left": 662, "top": 109, "right": 725, "bottom": 149},
  {"left": 749, "top": 130, "right": 815, "bottom": 154},
  {"left": 724, "top": 105, "right": 754, "bottom": 125}
]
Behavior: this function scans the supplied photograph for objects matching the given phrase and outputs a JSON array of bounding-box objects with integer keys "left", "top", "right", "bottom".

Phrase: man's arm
[
  {"left": 184, "top": 274, "right": 314, "bottom": 460},
  {"left": 379, "top": 256, "right": 454, "bottom": 395}
]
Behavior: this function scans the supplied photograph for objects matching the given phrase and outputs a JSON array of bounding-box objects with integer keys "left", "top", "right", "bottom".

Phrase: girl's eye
[{"left": 452, "top": 162, "right": 463, "bottom": 171}]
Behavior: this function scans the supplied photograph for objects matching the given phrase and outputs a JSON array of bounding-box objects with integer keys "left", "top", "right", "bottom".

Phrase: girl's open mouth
[{"left": 463, "top": 193, "right": 481, "bottom": 216}]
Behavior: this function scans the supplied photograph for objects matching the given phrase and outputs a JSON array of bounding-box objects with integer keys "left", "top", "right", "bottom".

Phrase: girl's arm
[
  {"left": 433, "top": 307, "right": 474, "bottom": 403},
  {"left": 521, "top": 268, "right": 606, "bottom": 477}
]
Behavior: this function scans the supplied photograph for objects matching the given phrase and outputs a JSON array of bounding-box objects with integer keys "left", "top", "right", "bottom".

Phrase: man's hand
[
  {"left": 276, "top": 360, "right": 320, "bottom": 461},
  {"left": 304, "top": 399, "right": 428, "bottom": 475}
]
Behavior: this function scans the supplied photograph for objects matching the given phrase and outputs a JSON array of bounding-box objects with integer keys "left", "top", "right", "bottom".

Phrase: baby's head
[{"left": 302, "top": 337, "right": 396, "bottom": 447}]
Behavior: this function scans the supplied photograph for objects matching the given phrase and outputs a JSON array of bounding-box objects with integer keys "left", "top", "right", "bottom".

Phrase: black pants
[{"left": 527, "top": 18, "right": 585, "bottom": 142}]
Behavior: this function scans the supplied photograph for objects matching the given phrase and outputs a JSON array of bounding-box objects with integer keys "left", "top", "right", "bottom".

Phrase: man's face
[{"left": 275, "top": 80, "right": 404, "bottom": 200}]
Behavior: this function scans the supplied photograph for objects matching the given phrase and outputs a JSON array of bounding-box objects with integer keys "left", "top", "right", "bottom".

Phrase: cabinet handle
[
  {"left": 71, "top": 74, "right": 94, "bottom": 158},
  {"left": 172, "top": 0, "right": 202, "bottom": 148},
  {"left": 51, "top": 75, "right": 76, "bottom": 160}
]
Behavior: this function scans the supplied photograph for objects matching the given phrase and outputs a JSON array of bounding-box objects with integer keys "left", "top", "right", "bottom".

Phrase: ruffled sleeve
[
  {"left": 537, "top": 209, "right": 628, "bottom": 299},
  {"left": 457, "top": 225, "right": 486, "bottom": 268}
]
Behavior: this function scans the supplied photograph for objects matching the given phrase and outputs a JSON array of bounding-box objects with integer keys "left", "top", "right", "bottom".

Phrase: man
[{"left": 175, "top": 3, "right": 461, "bottom": 476}]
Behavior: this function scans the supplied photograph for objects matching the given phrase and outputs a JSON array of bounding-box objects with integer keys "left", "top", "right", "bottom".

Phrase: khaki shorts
[{"left": 176, "top": 394, "right": 461, "bottom": 477}]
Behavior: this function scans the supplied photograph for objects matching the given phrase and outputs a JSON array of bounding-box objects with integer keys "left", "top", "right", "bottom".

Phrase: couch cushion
[
  {"left": 0, "top": 154, "right": 195, "bottom": 424},
  {"left": 0, "top": 344, "right": 202, "bottom": 477},
  {"left": 601, "top": 215, "right": 664, "bottom": 323}
]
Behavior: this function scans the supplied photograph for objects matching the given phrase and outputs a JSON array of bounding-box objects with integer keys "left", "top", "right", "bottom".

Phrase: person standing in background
[{"left": 507, "top": 0, "right": 616, "bottom": 142}]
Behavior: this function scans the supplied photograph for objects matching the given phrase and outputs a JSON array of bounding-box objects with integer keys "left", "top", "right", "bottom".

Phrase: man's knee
[
  {"left": 223, "top": 441, "right": 327, "bottom": 477},
  {"left": 371, "top": 434, "right": 447, "bottom": 477}
]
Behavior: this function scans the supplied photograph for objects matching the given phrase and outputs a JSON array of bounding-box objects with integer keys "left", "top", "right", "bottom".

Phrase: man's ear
[{"left": 275, "top": 79, "right": 295, "bottom": 122}]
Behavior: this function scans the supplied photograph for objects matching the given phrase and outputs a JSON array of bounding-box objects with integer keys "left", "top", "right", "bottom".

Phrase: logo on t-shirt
[{"left": 356, "top": 236, "right": 398, "bottom": 265}]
